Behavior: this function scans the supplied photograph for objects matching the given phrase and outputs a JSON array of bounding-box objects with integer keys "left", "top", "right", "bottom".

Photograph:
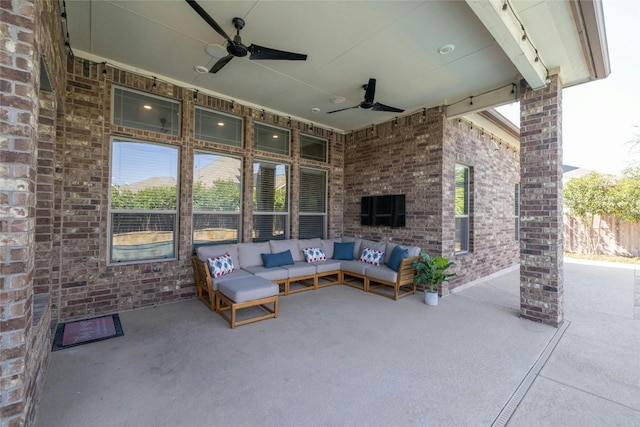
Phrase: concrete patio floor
[{"left": 35, "top": 260, "right": 639, "bottom": 427}]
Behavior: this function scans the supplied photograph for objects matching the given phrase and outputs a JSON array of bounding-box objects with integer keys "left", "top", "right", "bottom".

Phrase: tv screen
[{"left": 360, "top": 194, "right": 405, "bottom": 227}]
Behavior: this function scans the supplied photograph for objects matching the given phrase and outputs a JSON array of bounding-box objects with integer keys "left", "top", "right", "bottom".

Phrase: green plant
[{"left": 411, "top": 252, "right": 457, "bottom": 293}]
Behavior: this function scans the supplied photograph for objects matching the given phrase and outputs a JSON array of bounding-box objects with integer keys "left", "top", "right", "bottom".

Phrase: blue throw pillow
[
  {"left": 262, "top": 250, "right": 295, "bottom": 268},
  {"left": 387, "top": 246, "right": 409, "bottom": 272},
  {"left": 333, "top": 242, "right": 355, "bottom": 260}
]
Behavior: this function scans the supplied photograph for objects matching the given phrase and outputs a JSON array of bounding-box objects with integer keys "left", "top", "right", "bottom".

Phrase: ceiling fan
[
  {"left": 328, "top": 78, "right": 404, "bottom": 114},
  {"left": 186, "top": 0, "right": 308, "bottom": 74}
]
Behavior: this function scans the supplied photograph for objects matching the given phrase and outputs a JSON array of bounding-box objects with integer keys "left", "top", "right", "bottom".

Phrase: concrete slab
[{"left": 507, "top": 376, "right": 640, "bottom": 427}]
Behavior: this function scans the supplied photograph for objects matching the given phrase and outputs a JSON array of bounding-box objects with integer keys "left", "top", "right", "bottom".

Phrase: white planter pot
[{"left": 424, "top": 291, "right": 438, "bottom": 306}]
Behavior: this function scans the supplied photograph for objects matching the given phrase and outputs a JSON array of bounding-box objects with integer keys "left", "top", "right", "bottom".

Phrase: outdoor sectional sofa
[{"left": 192, "top": 237, "right": 420, "bottom": 328}]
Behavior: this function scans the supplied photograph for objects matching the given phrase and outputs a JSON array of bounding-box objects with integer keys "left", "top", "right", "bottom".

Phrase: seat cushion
[
  {"left": 314, "top": 260, "right": 343, "bottom": 274},
  {"left": 214, "top": 269, "right": 254, "bottom": 290},
  {"left": 281, "top": 261, "right": 316, "bottom": 278},
  {"left": 218, "top": 277, "right": 279, "bottom": 303},
  {"left": 243, "top": 265, "right": 289, "bottom": 281},
  {"left": 341, "top": 260, "right": 367, "bottom": 275},
  {"left": 365, "top": 265, "right": 398, "bottom": 283},
  {"left": 197, "top": 243, "right": 239, "bottom": 264}
]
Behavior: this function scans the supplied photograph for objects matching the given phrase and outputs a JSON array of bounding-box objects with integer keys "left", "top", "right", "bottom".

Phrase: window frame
[
  {"left": 454, "top": 164, "right": 470, "bottom": 254},
  {"left": 254, "top": 122, "right": 290, "bottom": 156},
  {"left": 194, "top": 107, "right": 243, "bottom": 147},
  {"left": 252, "top": 159, "right": 290, "bottom": 242},
  {"left": 112, "top": 86, "right": 181, "bottom": 136},
  {"left": 300, "top": 133, "right": 328, "bottom": 163},
  {"left": 192, "top": 150, "right": 243, "bottom": 249},
  {"left": 108, "top": 138, "right": 180, "bottom": 265},
  {"left": 298, "top": 167, "right": 328, "bottom": 239}
]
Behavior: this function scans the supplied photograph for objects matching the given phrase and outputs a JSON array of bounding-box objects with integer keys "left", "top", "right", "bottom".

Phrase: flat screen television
[{"left": 361, "top": 194, "right": 405, "bottom": 227}]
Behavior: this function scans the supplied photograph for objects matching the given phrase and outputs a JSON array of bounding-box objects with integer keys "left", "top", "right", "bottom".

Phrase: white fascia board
[{"left": 466, "top": 0, "right": 548, "bottom": 90}]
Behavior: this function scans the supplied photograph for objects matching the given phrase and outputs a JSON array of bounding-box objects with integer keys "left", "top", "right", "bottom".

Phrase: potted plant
[{"left": 411, "top": 252, "right": 457, "bottom": 306}]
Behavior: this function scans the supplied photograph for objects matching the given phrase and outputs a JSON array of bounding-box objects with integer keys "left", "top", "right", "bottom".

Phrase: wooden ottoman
[{"left": 216, "top": 276, "right": 279, "bottom": 328}]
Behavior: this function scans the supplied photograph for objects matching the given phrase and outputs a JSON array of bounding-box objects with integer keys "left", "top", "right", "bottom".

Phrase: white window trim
[{"left": 299, "top": 167, "right": 328, "bottom": 239}]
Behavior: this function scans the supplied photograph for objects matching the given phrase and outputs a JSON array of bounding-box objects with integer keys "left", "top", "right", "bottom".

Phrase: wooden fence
[{"left": 563, "top": 214, "right": 640, "bottom": 256}]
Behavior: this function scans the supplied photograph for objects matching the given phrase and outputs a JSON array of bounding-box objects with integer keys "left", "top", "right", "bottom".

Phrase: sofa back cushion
[
  {"left": 321, "top": 238, "right": 341, "bottom": 258},
  {"left": 359, "top": 239, "right": 386, "bottom": 258},
  {"left": 197, "top": 244, "right": 239, "bottom": 264},
  {"left": 298, "top": 238, "right": 323, "bottom": 253},
  {"left": 386, "top": 245, "right": 409, "bottom": 272},
  {"left": 237, "top": 241, "right": 271, "bottom": 268},
  {"left": 384, "top": 242, "right": 421, "bottom": 265},
  {"left": 270, "top": 239, "right": 304, "bottom": 262}
]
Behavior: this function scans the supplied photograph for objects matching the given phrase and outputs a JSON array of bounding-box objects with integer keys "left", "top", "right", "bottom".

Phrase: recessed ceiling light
[
  {"left": 310, "top": 107, "right": 320, "bottom": 113},
  {"left": 438, "top": 44, "right": 455, "bottom": 55},
  {"left": 331, "top": 96, "right": 346, "bottom": 104},
  {"left": 143, "top": 105, "right": 152, "bottom": 110},
  {"left": 194, "top": 65, "right": 208, "bottom": 74}
]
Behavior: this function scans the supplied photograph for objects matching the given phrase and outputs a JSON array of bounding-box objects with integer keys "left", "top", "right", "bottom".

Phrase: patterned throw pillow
[
  {"left": 303, "top": 247, "right": 327, "bottom": 263},
  {"left": 359, "top": 247, "right": 384, "bottom": 266},
  {"left": 207, "top": 253, "right": 235, "bottom": 278}
]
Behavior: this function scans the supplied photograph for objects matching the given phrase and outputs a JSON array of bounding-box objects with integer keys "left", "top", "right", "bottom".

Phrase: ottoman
[{"left": 216, "top": 276, "right": 279, "bottom": 328}]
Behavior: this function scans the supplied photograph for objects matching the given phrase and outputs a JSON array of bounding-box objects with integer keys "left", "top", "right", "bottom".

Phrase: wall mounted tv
[{"left": 360, "top": 194, "right": 405, "bottom": 227}]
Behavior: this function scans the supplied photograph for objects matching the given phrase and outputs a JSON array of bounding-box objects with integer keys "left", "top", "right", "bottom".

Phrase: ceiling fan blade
[
  {"left": 186, "top": 0, "right": 233, "bottom": 44},
  {"left": 209, "top": 55, "right": 234, "bottom": 73},
  {"left": 364, "top": 78, "right": 377, "bottom": 104},
  {"left": 327, "top": 105, "right": 360, "bottom": 114},
  {"left": 371, "top": 102, "right": 404, "bottom": 113},
  {"left": 249, "top": 44, "right": 307, "bottom": 61}
]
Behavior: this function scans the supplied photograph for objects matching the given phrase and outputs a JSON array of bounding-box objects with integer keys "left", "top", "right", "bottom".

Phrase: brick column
[
  {"left": 1, "top": 0, "right": 38, "bottom": 425},
  {"left": 519, "top": 74, "right": 564, "bottom": 327}
]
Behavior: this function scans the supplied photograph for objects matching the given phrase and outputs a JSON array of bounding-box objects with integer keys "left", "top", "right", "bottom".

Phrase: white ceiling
[{"left": 64, "top": 0, "right": 603, "bottom": 133}]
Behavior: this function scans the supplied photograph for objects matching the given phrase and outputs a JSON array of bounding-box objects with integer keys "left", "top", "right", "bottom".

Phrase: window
[
  {"left": 253, "top": 161, "right": 289, "bottom": 242},
  {"left": 455, "top": 164, "right": 470, "bottom": 253},
  {"left": 254, "top": 123, "right": 290, "bottom": 155},
  {"left": 109, "top": 140, "right": 179, "bottom": 263},
  {"left": 193, "top": 152, "right": 242, "bottom": 247},
  {"left": 514, "top": 183, "right": 520, "bottom": 241},
  {"left": 299, "top": 168, "right": 327, "bottom": 239},
  {"left": 112, "top": 87, "right": 180, "bottom": 135},
  {"left": 300, "top": 134, "right": 328, "bottom": 162},
  {"left": 194, "top": 108, "right": 243, "bottom": 147}
]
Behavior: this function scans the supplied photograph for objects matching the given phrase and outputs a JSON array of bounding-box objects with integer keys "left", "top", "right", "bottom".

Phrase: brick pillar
[
  {"left": 0, "top": 0, "right": 38, "bottom": 425},
  {"left": 519, "top": 74, "right": 564, "bottom": 327}
]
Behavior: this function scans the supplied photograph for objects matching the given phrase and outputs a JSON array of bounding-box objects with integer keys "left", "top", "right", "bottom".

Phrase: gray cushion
[
  {"left": 365, "top": 265, "right": 398, "bottom": 283},
  {"left": 298, "top": 238, "right": 323, "bottom": 258},
  {"left": 321, "top": 238, "right": 341, "bottom": 258},
  {"left": 384, "top": 243, "right": 420, "bottom": 264},
  {"left": 340, "top": 260, "right": 367, "bottom": 275},
  {"left": 243, "top": 265, "right": 289, "bottom": 281},
  {"left": 406, "top": 246, "right": 421, "bottom": 257},
  {"left": 314, "top": 260, "right": 343, "bottom": 274},
  {"left": 196, "top": 243, "right": 239, "bottom": 263},
  {"left": 270, "top": 239, "right": 304, "bottom": 262},
  {"left": 280, "top": 261, "right": 316, "bottom": 278},
  {"left": 218, "top": 277, "right": 279, "bottom": 303},
  {"left": 237, "top": 242, "right": 271, "bottom": 268},
  {"left": 212, "top": 269, "right": 253, "bottom": 291}
]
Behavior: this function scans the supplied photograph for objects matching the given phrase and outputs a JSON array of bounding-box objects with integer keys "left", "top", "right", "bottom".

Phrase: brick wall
[
  {"left": 54, "top": 58, "right": 344, "bottom": 322},
  {"left": 1, "top": 0, "right": 66, "bottom": 425},
  {"left": 344, "top": 108, "right": 520, "bottom": 294},
  {"left": 519, "top": 75, "right": 564, "bottom": 327}
]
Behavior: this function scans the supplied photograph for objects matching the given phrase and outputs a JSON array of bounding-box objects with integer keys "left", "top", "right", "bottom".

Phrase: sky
[{"left": 498, "top": 0, "right": 640, "bottom": 176}]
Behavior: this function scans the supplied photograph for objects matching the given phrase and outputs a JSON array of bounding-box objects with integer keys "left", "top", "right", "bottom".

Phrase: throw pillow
[
  {"left": 333, "top": 242, "right": 355, "bottom": 260},
  {"left": 359, "top": 247, "right": 384, "bottom": 266},
  {"left": 303, "top": 247, "right": 327, "bottom": 263},
  {"left": 387, "top": 246, "right": 409, "bottom": 272},
  {"left": 207, "top": 253, "right": 235, "bottom": 278},
  {"left": 262, "top": 250, "right": 295, "bottom": 268}
]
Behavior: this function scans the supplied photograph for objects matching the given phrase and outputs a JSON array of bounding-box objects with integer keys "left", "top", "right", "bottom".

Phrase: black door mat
[{"left": 52, "top": 314, "right": 124, "bottom": 351}]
